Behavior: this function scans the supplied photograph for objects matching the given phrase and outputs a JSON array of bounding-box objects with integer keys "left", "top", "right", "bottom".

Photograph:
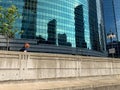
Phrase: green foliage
[
  {"left": 0, "top": 5, "right": 21, "bottom": 38},
  {"left": 0, "top": 5, "right": 23, "bottom": 50}
]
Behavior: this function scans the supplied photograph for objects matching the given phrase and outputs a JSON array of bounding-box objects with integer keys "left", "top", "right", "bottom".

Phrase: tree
[{"left": 0, "top": 5, "right": 23, "bottom": 50}]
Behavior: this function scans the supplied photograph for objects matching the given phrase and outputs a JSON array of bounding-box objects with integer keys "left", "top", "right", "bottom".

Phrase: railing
[{"left": 0, "top": 50, "right": 120, "bottom": 81}]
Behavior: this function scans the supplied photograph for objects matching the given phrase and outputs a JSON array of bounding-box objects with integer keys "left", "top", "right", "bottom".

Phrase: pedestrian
[{"left": 20, "top": 43, "right": 30, "bottom": 52}]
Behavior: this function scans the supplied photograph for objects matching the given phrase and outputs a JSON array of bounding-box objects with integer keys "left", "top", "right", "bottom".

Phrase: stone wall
[
  {"left": 0, "top": 51, "right": 120, "bottom": 81},
  {"left": 49, "top": 85, "right": 120, "bottom": 90}
]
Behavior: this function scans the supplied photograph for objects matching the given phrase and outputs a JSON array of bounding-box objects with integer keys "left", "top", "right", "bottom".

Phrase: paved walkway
[{"left": 0, "top": 76, "right": 120, "bottom": 90}]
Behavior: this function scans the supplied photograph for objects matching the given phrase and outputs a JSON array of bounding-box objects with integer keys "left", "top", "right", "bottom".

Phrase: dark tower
[
  {"left": 21, "top": 0, "right": 37, "bottom": 39},
  {"left": 58, "top": 33, "right": 67, "bottom": 46},
  {"left": 47, "top": 19, "right": 57, "bottom": 45},
  {"left": 74, "top": 5, "right": 87, "bottom": 48},
  {"left": 89, "top": 0, "right": 100, "bottom": 51}
]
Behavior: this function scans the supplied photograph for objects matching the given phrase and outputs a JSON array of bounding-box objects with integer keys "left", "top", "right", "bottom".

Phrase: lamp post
[{"left": 107, "top": 30, "right": 116, "bottom": 58}]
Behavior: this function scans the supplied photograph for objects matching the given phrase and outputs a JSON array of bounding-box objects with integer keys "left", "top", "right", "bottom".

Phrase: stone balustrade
[{"left": 0, "top": 50, "right": 120, "bottom": 81}]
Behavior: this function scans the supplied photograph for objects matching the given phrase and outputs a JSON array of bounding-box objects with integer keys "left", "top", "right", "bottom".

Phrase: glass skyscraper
[
  {"left": 102, "top": 0, "right": 118, "bottom": 42},
  {"left": 114, "top": 0, "right": 120, "bottom": 41},
  {"left": 0, "top": 0, "right": 106, "bottom": 56},
  {"left": 102, "top": 0, "right": 120, "bottom": 57}
]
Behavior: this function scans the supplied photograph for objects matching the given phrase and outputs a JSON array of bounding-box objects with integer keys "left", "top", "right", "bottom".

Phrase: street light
[
  {"left": 107, "top": 30, "right": 116, "bottom": 58},
  {"left": 107, "top": 32, "right": 116, "bottom": 42}
]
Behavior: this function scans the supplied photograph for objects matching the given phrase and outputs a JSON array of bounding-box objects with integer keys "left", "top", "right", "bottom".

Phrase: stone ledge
[{"left": 0, "top": 75, "right": 120, "bottom": 90}]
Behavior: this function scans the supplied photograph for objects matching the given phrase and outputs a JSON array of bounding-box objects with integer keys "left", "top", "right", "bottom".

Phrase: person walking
[{"left": 20, "top": 43, "right": 30, "bottom": 52}]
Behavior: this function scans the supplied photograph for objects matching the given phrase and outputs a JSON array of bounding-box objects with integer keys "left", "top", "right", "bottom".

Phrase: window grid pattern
[{"left": 0, "top": 0, "right": 106, "bottom": 52}]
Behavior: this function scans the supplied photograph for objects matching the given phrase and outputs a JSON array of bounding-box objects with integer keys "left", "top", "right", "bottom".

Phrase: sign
[{"left": 109, "top": 48, "right": 115, "bottom": 54}]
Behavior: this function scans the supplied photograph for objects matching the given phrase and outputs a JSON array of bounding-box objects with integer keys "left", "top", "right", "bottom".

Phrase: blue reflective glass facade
[
  {"left": 0, "top": 0, "right": 106, "bottom": 52},
  {"left": 102, "top": 0, "right": 118, "bottom": 42},
  {"left": 102, "top": 0, "right": 120, "bottom": 57},
  {"left": 113, "top": 0, "right": 120, "bottom": 41}
]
